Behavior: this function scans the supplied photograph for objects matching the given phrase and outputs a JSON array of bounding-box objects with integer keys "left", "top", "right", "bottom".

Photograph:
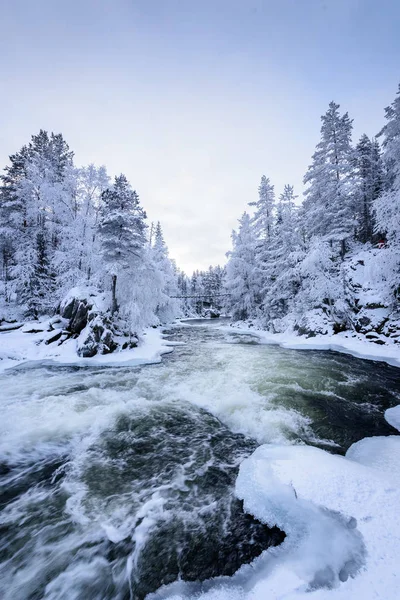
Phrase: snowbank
[
  {"left": 385, "top": 405, "right": 400, "bottom": 431},
  {"left": 218, "top": 322, "right": 400, "bottom": 368},
  {"left": 234, "top": 438, "right": 400, "bottom": 600},
  {"left": 0, "top": 321, "right": 173, "bottom": 373}
]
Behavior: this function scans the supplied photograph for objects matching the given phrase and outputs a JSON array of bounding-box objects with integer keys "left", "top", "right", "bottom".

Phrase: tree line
[
  {"left": 0, "top": 132, "right": 179, "bottom": 329},
  {"left": 225, "top": 85, "right": 400, "bottom": 333}
]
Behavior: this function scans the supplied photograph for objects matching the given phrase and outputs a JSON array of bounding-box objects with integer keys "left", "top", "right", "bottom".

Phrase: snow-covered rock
[{"left": 77, "top": 313, "right": 118, "bottom": 357}]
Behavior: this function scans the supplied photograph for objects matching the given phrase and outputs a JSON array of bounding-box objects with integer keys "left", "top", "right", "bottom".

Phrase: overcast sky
[{"left": 1, "top": 0, "right": 399, "bottom": 273}]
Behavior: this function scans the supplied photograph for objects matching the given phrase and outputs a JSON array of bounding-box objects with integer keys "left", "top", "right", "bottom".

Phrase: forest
[{"left": 224, "top": 84, "right": 400, "bottom": 343}]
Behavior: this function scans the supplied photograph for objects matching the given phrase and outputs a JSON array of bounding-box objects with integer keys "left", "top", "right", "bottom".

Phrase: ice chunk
[
  {"left": 346, "top": 435, "right": 400, "bottom": 479},
  {"left": 235, "top": 445, "right": 366, "bottom": 591},
  {"left": 385, "top": 405, "right": 400, "bottom": 432}
]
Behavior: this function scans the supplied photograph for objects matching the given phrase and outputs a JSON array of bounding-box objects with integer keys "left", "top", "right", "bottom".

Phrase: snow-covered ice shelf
[
  {"left": 218, "top": 322, "right": 400, "bottom": 368},
  {"left": 0, "top": 321, "right": 172, "bottom": 373}
]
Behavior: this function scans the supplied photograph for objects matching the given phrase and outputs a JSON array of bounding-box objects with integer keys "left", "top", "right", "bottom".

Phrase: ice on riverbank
[
  {"left": 234, "top": 437, "right": 400, "bottom": 600},
  {"left": 385, "top": 405, "right": 400, "bottom": 431},
  {"left": 0, "top": 320, "right": 172, "bottom": 373},
  {"left": 218, "top": 321, "right": 400, "bottom": 368}
]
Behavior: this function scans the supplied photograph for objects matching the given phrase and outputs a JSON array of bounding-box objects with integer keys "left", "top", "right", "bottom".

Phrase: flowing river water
[{"left": 1, "top": 320, "right": 399, "bottom": 599}]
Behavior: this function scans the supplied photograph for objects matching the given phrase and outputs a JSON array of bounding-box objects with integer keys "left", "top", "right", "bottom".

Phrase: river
[{"left": 1, "top": 320, "right": 399, "bottom": 599}]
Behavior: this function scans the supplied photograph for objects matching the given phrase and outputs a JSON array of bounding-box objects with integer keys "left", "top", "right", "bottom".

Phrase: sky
[{"left": 1, "top": 0, "right": 399, "bottom": 273}]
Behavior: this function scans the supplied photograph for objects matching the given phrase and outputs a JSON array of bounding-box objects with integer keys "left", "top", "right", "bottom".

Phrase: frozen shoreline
[
  {"left": 216, "top": 320, "right": 400, "bottom": 368},
  {"left": 3, "top": 315, "right": 400, "bottom": 373},
  {"left": 0, "top": 322, "right": 173, "bottom": 373}
]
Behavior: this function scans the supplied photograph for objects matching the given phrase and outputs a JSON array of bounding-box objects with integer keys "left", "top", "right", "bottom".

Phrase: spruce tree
[
  {"left": 354, "top": 135, "right": 384, "bottom": 242},
  {"left": 262, "top": 185, "right": 302, "bottom": 324},
  {"left": 303, "top": 102, "right": 355, "bottom": 256},
  {"left": 0, "top": 131, "right": 75, "bottom": 313},
  {"left": 225, "top": 212, "right": 260, "bottom": 320},
  {"left": 249, "top": 175, "right": 275, "bottom": 241},
  {"left": 98, "top": 174, "right": 147, "bottom": 314},
  {"left": 374, "top": 84, "right": 400, "bottom": 245},
  {"left": 151, "top": 221, "right": 179, "bottom": 321}
]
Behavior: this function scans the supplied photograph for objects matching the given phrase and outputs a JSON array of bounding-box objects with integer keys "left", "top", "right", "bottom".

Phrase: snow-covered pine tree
[
  {"left": 98, "top": 174, "right": 147, "bottom": 314},
  {"left": 25, "top": 230, "right": 55, "bottom": 317},
  {"left": 249, "top": 175, "right": 275, "bottom": 241},
  {"left": 177, "top": 270, "right": 188, "bottom": 297},
  {"left": 0, "top": 130, "right": 75, "bottom": 315},
  {"left": 246, "top": 175, "right": 276, "bottom": 312},
  {"left": 225, "top": 212, "right": 260, "bottom": 320},
  {"left": 151, "top": 221, "right": 179, "bottom": 322},
  {"left": 374, "top": 83, "right": 400, "bottom": 245},
  {"left": 262, "top": 185, "right": 303, "bottom": 326},
  {"left": 373, "top": 83, "right": 400, "bottom": 304},
  {"left": 354, "top": 134, "right": 384, "bottom": 243},
  {"left": 294, "top": 236, "right": 347, "bottom": 331},
  {"left": 303, "top": 102, "right": 356, "bottom": 257}
]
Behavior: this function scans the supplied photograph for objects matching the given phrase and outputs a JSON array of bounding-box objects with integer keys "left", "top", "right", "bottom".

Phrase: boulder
[
  {"left": 45, "top": 331, "right": 64, "bottom": 345},
  {"left": 60, "top": 297, "right": 76, "bottom": 320},
  {"left": 59, "top": 293, "right": 94, "bottom": 335},
  {"left": 77, "top": 314, "right": 118, "bottom": 357},
  {"left": 294, "top": 309, "right": 332, "bottom": 338},
  {"left": 78, "top": 332, "right": 98, "bottom": 358}
]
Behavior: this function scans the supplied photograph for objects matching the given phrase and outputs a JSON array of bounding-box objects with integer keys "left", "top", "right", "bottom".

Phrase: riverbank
[
  {"left": 0, "top": 318, "right": 173, "bottom": 373},
  {"left": 217, "top": 321, "right": 400, "bottom": 368},
  {"left": 3, "top": 315, "right": 400, "bottom": 374}
]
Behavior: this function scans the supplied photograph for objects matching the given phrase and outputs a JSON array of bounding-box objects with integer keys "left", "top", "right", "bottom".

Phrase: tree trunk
[
  {"left": 340, "top": 238, "right": 346, "bottom": 259},
  {"left": 111, "top": 274, "right": 118, "bottom": 315}
]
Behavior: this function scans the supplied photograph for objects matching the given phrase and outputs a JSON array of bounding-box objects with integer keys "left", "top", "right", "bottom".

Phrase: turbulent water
[{"left": 1, "top": 320, "right": 399, "bottom": 599}]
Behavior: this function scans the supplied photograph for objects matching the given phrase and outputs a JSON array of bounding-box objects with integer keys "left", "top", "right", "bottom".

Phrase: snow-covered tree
[
  {"left": 225, "top": 212, "right": 260, "bottom": 320},
  {"left": 0, "top": 130, "right": 75, "bottom": 314},
  {"left": 294, "top": 237, "right": 349, "bottom": 328},
  {"left": 354, "top": 135, "right": 383, "bottom": 242},
  {"left": 249, "top": 175, "right": 275, "bottom": 241},
  {"left": 262, "top": 185, "right": 303, "bottom": 325},
  {"left": 75, "top": 164, "right": 110, "bottom": 281},
  {"left": 98, "top": 174, "right": 147, "bottom": 314},
  {"left": 303, "top": 102, "right": 355, "bottom": 256},
  {"left": 373, "top": 84, "right": 400, "bottom": 303},
  {"left": 374, "top": 84, "right": 400, "bottom": 245},
  {"left": 151, "top": 221, "right": 179, "bottom": 322}
]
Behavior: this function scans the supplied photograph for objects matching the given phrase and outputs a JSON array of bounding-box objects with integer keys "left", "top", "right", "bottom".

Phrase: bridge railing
[{"left": 170, "top": 294, "right": 231, "bottom": 299}]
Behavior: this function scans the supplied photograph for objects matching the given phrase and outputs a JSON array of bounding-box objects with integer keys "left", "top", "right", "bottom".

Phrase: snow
[
  {"left": 218, "top": 322, "right": 400, "bottom": 368},
  {"left": 59, "top": 285, "right": 108, "bottom": 313},
  {"left": 385, "top": 405, "right": 400, "bottom": 431},
  {"left": 235, "top": 441, "right": 400, "bottom": 600},
  {"left": 346, "top": 435, "right": 400, "bottom": 478},
  {"left": 0, "top": 321, "right": 172, "bottom": 373}
]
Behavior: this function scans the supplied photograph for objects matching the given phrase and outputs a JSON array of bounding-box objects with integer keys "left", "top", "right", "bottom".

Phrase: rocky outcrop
[
  {"left": 77, "top": 314, "right": 119, "bottom": 358},
  {"left": 203, "top": 308, "right": 220, "bottom": 319},
  {"left": 60, "top": 292, "right": 139, "bottom": 357},
  {"left": 59, "top": 296, "right": 93, "bottom": 335},
  {"left": 294, "top": 309, "right": 332, "bottom": 338}
]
